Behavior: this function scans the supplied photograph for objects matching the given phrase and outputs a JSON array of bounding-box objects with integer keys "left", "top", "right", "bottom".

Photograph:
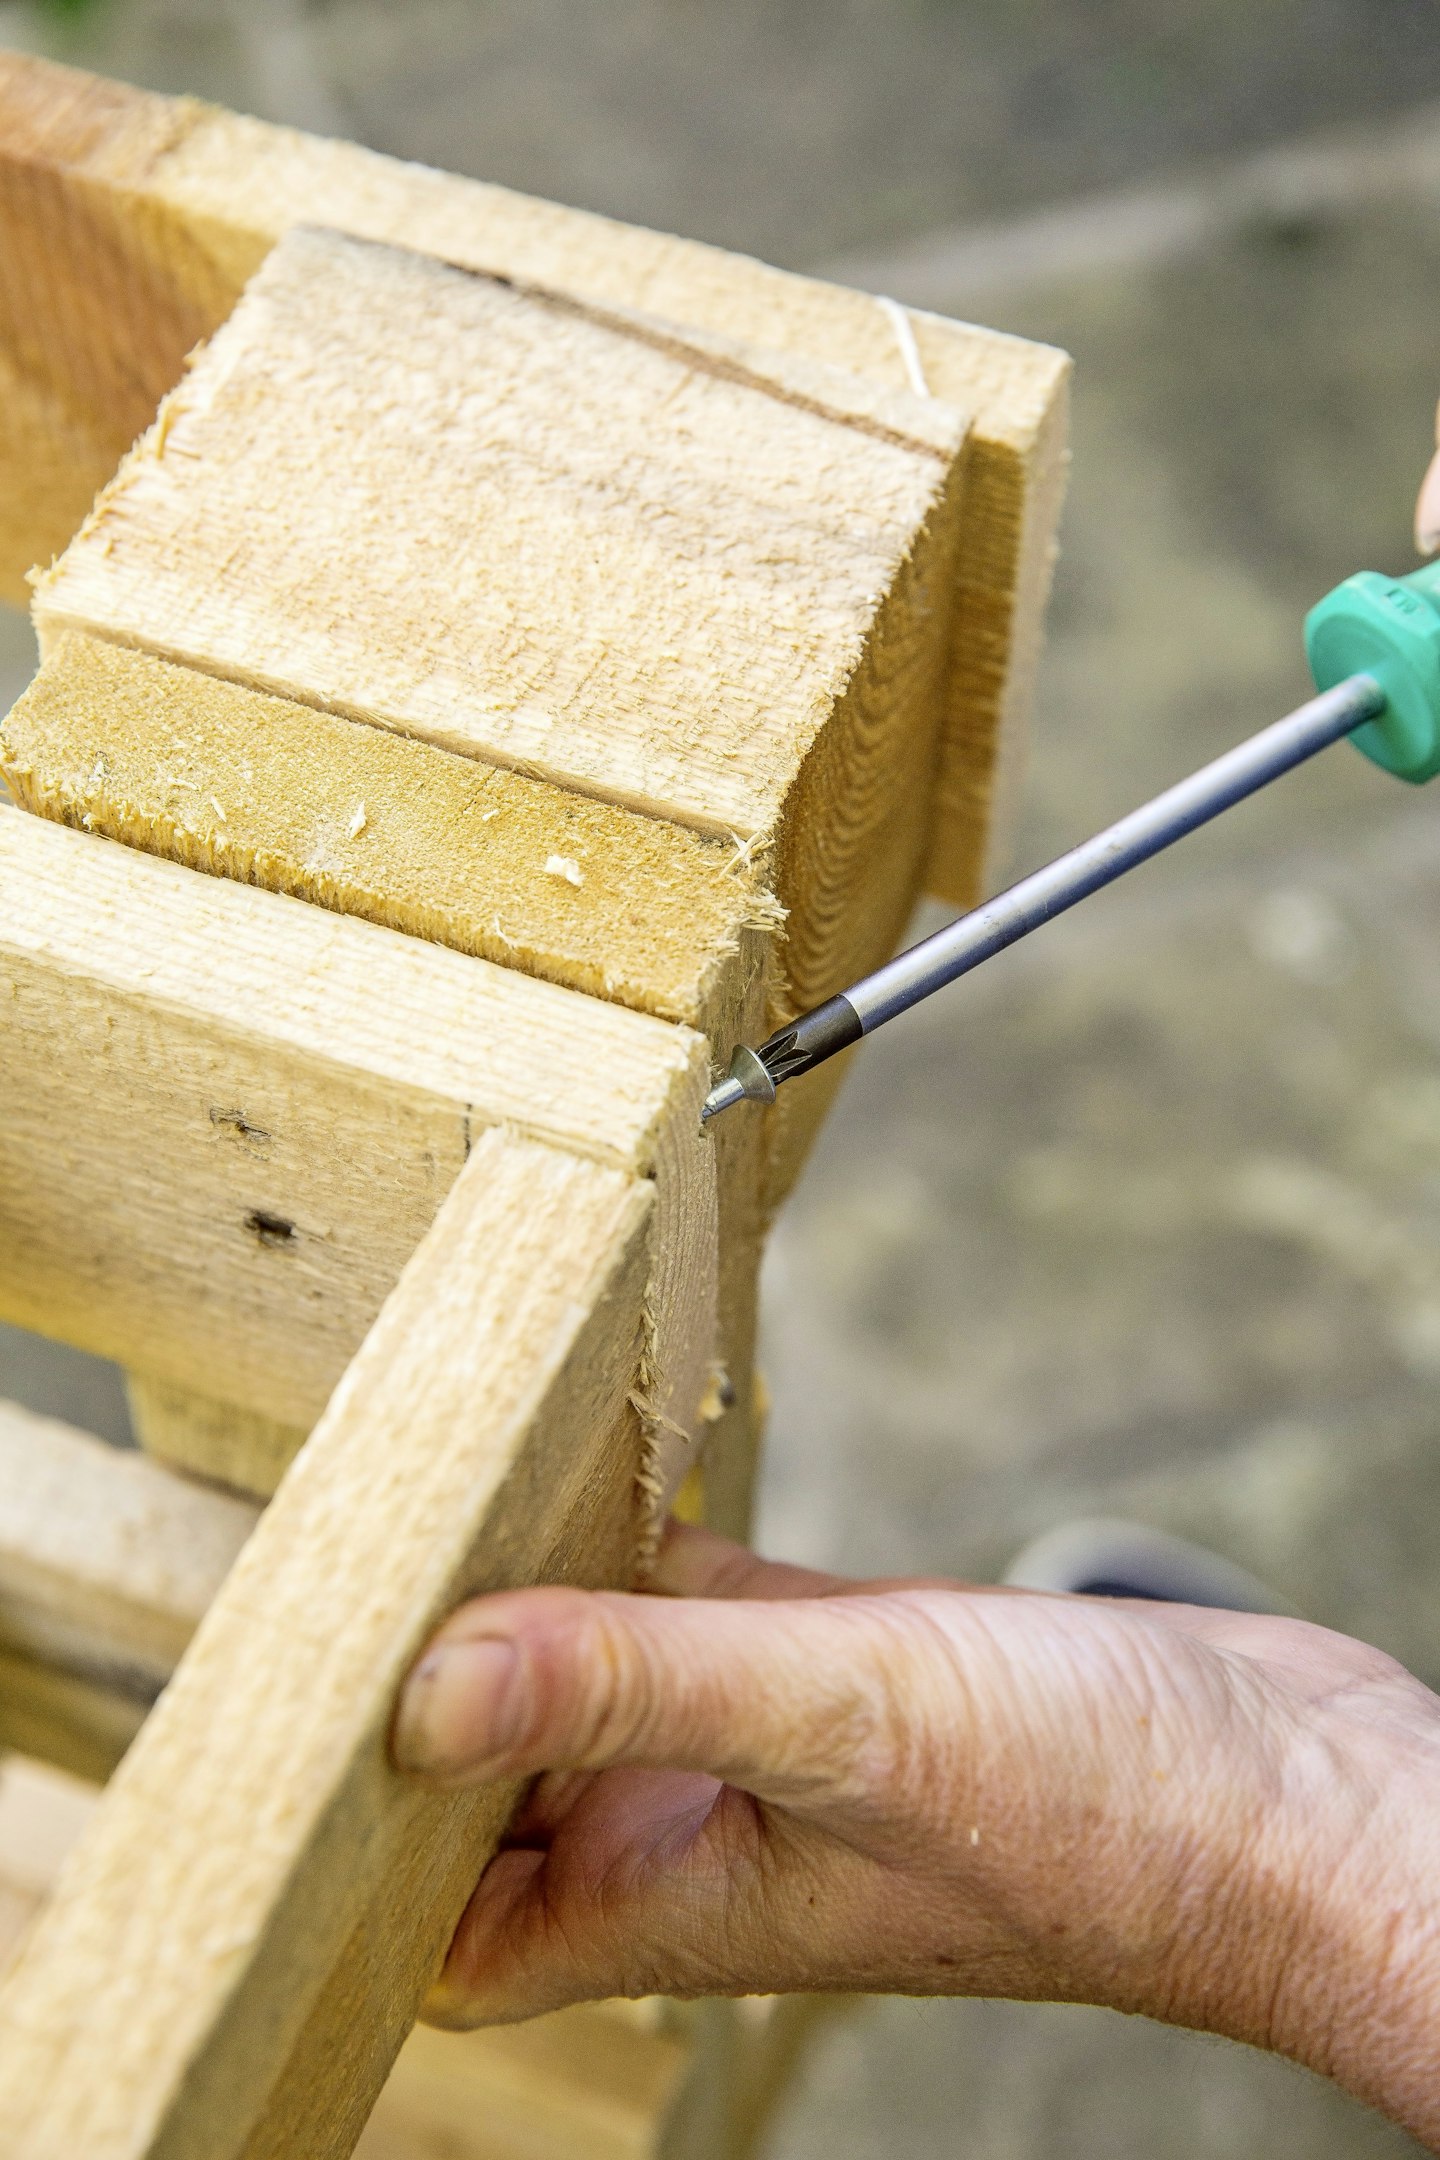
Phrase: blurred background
[{"left": 3, "top": 1, "right": 1440, "bottom": 2152}]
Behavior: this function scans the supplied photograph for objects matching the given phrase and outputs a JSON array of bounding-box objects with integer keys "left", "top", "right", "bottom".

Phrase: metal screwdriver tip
[
  {"left": 701, "top": 1044, "right": 777, "bottom": 1125},
  {"left": 701, "top": 1075, "right": 745, "bottom": 1123}
]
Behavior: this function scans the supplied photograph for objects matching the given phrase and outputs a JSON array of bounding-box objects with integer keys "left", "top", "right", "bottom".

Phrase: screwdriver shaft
[
  {"left": 702, "top": 671, "right": 1386, "bottom": 1124},
  {"left": 848, "top": 671, "right": 1384, "bottom": 1030}
]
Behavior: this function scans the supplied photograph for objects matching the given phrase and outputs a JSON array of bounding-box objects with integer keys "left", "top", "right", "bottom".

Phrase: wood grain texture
[
  {"left": 0, "top": 1649, "right": 147, "bottom": 1785},
  {"left": 2, "top": 631, "right": 775, "bottom": 1038},
  {"left": 0, "top": 807, "right": 713, "bottom": 1450},
  {"left": 0, "top": 1761, "right": 820, "bottom": 2160},
  {"left": 0, "top": 56, "right": 1065, "bottom": 2147},
  {"left": 34, "top": 225, "right": 963, "bottom": 845},
  {"left": 123, "top": 1373, "right": 310, "bottom": 1499},
  {"left": 0, "top": 48, "right": 1068, "bottom": 906},
  {"left": 0, "top": 61, "right": 230, "bottom": 597},
  {"left": 0, "top": 1129, "right": 659, "bottom": 2159},
  {"left": 0, "top": 1394, "right": 258, "bottom": 1691},
  {"left": 28, "top": 220, "right": 968, "bottom": 1203}
]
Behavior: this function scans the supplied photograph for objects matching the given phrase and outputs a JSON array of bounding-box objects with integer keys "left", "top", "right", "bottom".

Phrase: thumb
[
  {"left": 1417, "top": 410, "right": 1440, "bottom": 555},
  {"left": 392, "top": 1582, "right": 950, "bottom": 1810}
]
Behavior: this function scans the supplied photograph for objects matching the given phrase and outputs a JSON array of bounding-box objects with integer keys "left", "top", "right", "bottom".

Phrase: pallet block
[
  {"left": 0, "top": 50, "right": 1069, "bottom": 913},
  {"left": 0, "top": 52, "right": 1067, "bottom": 2159}
]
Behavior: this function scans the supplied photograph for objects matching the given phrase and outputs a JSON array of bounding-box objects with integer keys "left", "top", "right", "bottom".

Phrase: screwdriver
[{"left": 702, "top": 560, "right": 1440, "bottom": 1126}]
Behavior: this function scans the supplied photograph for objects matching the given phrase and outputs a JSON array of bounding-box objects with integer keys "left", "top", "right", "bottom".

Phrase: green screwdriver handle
[{"left": 1307, "top": 560, "right": 1440, "bottom": 783}]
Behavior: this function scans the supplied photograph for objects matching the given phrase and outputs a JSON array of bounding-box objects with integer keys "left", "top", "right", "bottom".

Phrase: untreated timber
[
  {"left": 0, "top": 1651, "right": 147, "bottom": 1788},
  {"left": 0, "top": 1394, "right": 259, "bottom": 1775},
  {"left": 1, "top": 632, "right": 777, "bottom": 1037},
  {"left": 24, "top": 221, "right": 969, "bottom": 1215},
  {"left": 1, "top": 663, "right": 758, "bottom": 1495},
  {"left": 0, "top": 48, "right": 1069, "bottom": 910},
  {"left": 32, "top": 226, "right": 968, "bottom": 1036},
  {"left": 0, "top": 1756, "right": 810, "bottom": 2160},
  {"left": 121, "top": 1375, "right": 309, "bottom": 1501},
  {"left": 0, "top": 1761, "right": 689, "bottom": 2160},
  {"left": 0, "top": 1435, "right": 810, "bottom": 2160},
  {"left": 0, "top": 807, "right": 716, "bottom": 1482},
  {"left": 0, "top": 1395, "right": 259, "bottom": 1688},
  {"left": 0, "top": 1126, "right": 667, "bottom": 2158}
]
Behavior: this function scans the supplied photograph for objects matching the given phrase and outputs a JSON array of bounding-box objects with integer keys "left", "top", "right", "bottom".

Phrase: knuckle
[
  {"left": 550, "top": 1598, "right": 666, "bottom": 1766},
  {"left": 801, "top": 1595, "right": 963, "bottom": 1812}
]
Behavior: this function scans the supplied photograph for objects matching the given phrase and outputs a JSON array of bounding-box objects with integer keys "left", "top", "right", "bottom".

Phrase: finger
[
  {"left": 393, "top": 1582, "right": 946, "bottom": 1806},
  {"left": 650, "top": 1518, "right": 857, "bottom": 1600},
  {"left": 650, "top": 1520, "right": 990, "bottom": 1604},
  {"left": 424, "top": 1767, "right": 856, "bottom": 2024},
  {"left": 1417, "top": 437, "right": 1440, "bottom": 554},
  {"left": 413, "top": 1587, "right": 1302, "bottom": 2026}
]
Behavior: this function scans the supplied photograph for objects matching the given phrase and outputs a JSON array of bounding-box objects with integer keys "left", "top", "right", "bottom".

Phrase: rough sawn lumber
[
  {"left": 0, "top": 1127, "right": 664, "bottom": 2158},
  {"left": 0, "top": 1395, "right": 258, "bottom": 1777},
  {"left": 0, "top": 1429, "right": 766, "bottom": 2160},
  {"left": 0, "top": 53, "right": 1070, "bottom": 2155},
  {"left": 1, "top": 631, "right": 777, "bottom": 1036},
  {"left": 0, "top": 806, "right": 718, "bottom": 1497},
  {"left": 17, "top": 218, "right": 975, "bottom": 1226},
  {"left": 32, "top": 224, "right": 968, "bottom": 1055},
  {"left": 0, "top": 46, "right": 1070, "bottom": 910},
  {"left": 0, "top": 1756, "right": 803, "bottom": 2160}
]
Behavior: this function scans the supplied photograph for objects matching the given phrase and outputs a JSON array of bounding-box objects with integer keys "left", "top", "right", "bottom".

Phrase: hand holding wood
[{"left": 396, "top": 1523, "right": 1440, "bottom": 2149}]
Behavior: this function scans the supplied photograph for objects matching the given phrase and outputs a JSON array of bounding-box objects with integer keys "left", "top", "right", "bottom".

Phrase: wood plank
[
  {"left": 0, "top": 1758, "right": 793, "bottom": 2160},
  {"left": 0, "top": 1395, "right": 259, "bottom": 1689},
  {"left": 0, "top": 1461, "right": 806, "bottom": 2160},
  {"left": 0, "top": 1393, "right": 258, "bottom": 1775},
  {"left": 0, "top": 1127, "right": 664, "bottom": 2158},
  {"left": 0, "top": 807, "right": 714, "bottom": 1458},
  {"left": 32, "top": 221, "right": 966, "bottom": 844},
  {"left": 0, "top": 48, "right": 1068, "bottom": 908},
  {"left": 1, "top": 632, "right": 776, "bottom": 1038},
  {"left": 0, "top": 1650, "right": 146, "bottom": 1786},
  {"left": 122, "top": 1374, "right": 309, "bottom": 1499},
  {"left": 2, "top": 630, "right": 752, "bottom": 1494}
]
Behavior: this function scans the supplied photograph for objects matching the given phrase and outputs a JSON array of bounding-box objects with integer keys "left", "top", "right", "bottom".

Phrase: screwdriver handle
[{"left": 1307, "top": 558, "right": 1440, "bottom": 782}]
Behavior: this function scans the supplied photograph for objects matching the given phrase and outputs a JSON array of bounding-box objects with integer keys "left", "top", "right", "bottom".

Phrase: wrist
[{"left": 1226, "top": 1713, "right": 1440, "bottom": 2144}]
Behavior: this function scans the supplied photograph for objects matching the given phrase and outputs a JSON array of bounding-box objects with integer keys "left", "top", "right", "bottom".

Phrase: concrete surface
[{"left": 3, "top": 4, "right": 1439, "bottom": 2152}]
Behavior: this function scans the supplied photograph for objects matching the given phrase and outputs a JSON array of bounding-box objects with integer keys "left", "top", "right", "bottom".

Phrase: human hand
[
  {"left": 394, "top": 1521, "right": 1440, "bottom": 2149},
  {"left": 1417, "top": 401, "right": 1440, "bottom": 554}
]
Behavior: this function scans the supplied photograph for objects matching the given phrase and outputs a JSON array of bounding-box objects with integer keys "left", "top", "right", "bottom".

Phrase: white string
[{"left": 876, "top": 294, "right": 929, "bottom": 399}]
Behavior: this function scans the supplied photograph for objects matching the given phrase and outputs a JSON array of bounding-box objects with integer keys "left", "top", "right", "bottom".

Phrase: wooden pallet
[
  {"left": 0, "top": 53, "right": 1068, "bottom": 2159},
  {"left": 0, "top": 1745, "right": 837, "bottom": 2160}
]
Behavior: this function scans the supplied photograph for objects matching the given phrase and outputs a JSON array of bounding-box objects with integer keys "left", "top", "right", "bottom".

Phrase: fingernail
[{"left": 394, "top": 1637, "right": 524, "bottom": 1778}]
